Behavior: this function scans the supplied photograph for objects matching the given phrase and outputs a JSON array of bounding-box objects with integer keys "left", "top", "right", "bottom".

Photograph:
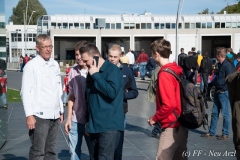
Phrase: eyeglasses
[{"left": 39, "top": 45, "right": 53, "bottom": 50}]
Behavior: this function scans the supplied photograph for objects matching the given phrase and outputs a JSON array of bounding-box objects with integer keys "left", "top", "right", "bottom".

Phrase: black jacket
[
  {"left": 146, "top": 57, "right": 156, "bottom": 71},
  {"left": 183, "top": 56, "right": 198, "bottom": 71},
  {"left": 199, "top": 57, "right": 212, "bottom": 75},
  {"left": 178, "top": 53, "right": 187, "bottom": 67}
]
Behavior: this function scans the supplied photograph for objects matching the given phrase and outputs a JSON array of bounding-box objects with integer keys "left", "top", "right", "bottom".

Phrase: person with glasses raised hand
[{"left": 21, "top": 34, "right": 64, "bottom": 160}]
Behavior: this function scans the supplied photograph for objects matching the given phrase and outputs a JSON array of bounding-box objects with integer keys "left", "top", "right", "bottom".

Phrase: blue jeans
[
  {"left": 0, "top": 93, "right": 7, "bottom": 105},
  {"left": 209, "top": 91, "right": 231, "bottom": 137},
  {"left": 90, "top": 130, "right": 118, "bottom": 160},
  {"left": 63, "top": 92, "right": 68, "bottom": 104},
  {"left": 138, "top": 62, "right": 147, "bottom": 78},
  {"left": 68, "top": 121, "right": 92, "bottom": 160}
]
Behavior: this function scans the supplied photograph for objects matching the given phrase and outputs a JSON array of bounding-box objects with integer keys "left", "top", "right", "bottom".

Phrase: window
[
  {"left": 190, "top": 23, "right": 195, "bottom": 29},
  {"left": 80, "top": 23, "right": 84, "bottom": 29},
  {"left": 116, "top": 23, "right": 121, "bottom": 29},
  {"left": 11, "top": 33, "right": 22, "bottom": 42},
  {"left": 124, "top": 23, "right": 129, "bottom": 29},
  {"left": 146, "top": 23, "right": 151, "bottom": 29},
  {"left": 0, "top": 52, "right": 6, "bottom": 57},
  {"left": 85, "top": 23, "right": 90, "bottom": 29},
  {"left": 231, "top": 22, "right": 237, "bottom": 28},
  {"left": 43, "top": 22, "right": 48, "bottom": 30},
  {"left": 207, "top": 22, "right": 212, "bottom": 28},
  {"left": 226, "top": 22, "right": 231, "bottom": 28},
  {"left": 178, "top": 23, "right": 182, "bottom": 29},
  {"left": 0, "top": 22, "right": 5, "bottom": 29},
  {"left": 196, "top": 22, "right": 201, "bottom": 28},
  {"left": 185, "top": 23, "right": 190, "bottom": 29},
  {"left": 25, "top": 33, "right": 37, "bottom": 42},
  {"left": 51, "top": 22, "right": 56, "bottom": 29},
  {"left": 202, "top": 23, "right": 206, "bottom": 28},
  {"left": 215, "top": 22, "right": 220, "bottom": 28},
  {"left": 166, "top": 23, "right": 170, "bottom": 29},
  {"left": 105, "top": 23, "right": 110, "bottom": 29},
  {"left": 74, "top": 23, "right": 79, "bottom": 29},
  {"left": 130, "top": 23, "right": 135, "bottom": 29},
  {"left": 221, "top": 22, "right": 225, "bottom": 28},
  {"left": 172, "top": 23, "right": 176, "bottom": 29},
  {"left": 111, "top": 23, "right": 115, "bottom": 29},
  {"left": 154, "top": 23, "right": 159, "bottom": 29},
  {"left": 57, "top": 23, "right": 62, "bottom": 29},
  {"left": 237, "top": 22, "right": 240, "bottom": 28},
  {"left": 136, "top": 23, "right": 140, "bottom": 29},
  {"left": 160, "top": 23, "right": 164, "bottom": 29},
  {"left": 69, "top": 23, "right": 73, "bottom": 29},
  {"left": 0, "top": 36, "right": 6, "bottom": 47},
  {"left": 141, "top": 23, "right": 146, "bottom": 29},
  {"left": 63, "top": 23, "right": 68, "bottom": 29},
  {"left": 93, "top": 23, "right": 98, "bottom": 29}
]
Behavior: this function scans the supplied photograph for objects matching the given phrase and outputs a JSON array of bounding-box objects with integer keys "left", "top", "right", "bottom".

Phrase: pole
[
  {"left": 23, "top": 10, "right": 26, "bottom": 56},
  {"left": 28, "top": 11, "right": 36, "bottom": 25},
  {"left": 175, "top": 0, "right": 181, "bottom": 62}
]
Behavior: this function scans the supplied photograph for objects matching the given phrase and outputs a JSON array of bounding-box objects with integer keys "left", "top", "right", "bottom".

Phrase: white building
[
  {"left": 6, "top": 22, "right": 37, "bottom": 62},
  {"left": 7, "top": 13, "right": 240, "bottom": 62}
]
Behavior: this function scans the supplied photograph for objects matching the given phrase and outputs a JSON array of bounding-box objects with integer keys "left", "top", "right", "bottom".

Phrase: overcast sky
[{"left": 4, "top": 0, "right": 238, "bottom": 23}]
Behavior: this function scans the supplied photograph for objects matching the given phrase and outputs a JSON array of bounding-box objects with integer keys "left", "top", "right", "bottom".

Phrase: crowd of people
[{"left": 20, "top": 33, "right": 240, "bottom": 160}]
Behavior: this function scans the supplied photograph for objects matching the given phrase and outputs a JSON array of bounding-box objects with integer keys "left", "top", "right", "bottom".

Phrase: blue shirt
[{"left": 86, "top": 60, "right": 124, "bottom": 133}]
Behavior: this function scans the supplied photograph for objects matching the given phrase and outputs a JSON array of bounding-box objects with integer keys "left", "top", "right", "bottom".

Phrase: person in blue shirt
[
  {"left": 80, "top": 43, "right": 124, "bottom": 160},
  {"left": 108, "top": 44, "right": 139, "bottom": 160}
]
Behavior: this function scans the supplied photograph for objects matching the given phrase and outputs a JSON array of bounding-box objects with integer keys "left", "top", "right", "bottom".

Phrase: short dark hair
[
  {"left": 75, "top": 41, "right": 88, "bottom": 51},
  {"left": 150, "top": 39, "right": 171, "bottom": 58},
  {"left": 216, "top": 47, "right": 227, "bottom": 58},
  {"left": 79, "top": 43, "right": 100, "bottom": 56},
  {"left": 236, "top": 52, "right": 240, "bottom": 59},
  {"left": 180, "top": 48, "right": 184, "bottom": 52},
  {"left": 202, "top": 51, "right": 208, "bottom": 57},
  {"left": 191, "top": 47, "right": 196, "bottom": 51}
]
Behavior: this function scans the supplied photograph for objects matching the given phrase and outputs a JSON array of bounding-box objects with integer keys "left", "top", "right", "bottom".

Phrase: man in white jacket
[{"left": 21, "top": 34, "right": 64, "bottom": 160}]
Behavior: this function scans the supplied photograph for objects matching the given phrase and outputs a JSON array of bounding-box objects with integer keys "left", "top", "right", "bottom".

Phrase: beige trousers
[{"left": 156, "top": 125, "right": 188, "bottom": 160}]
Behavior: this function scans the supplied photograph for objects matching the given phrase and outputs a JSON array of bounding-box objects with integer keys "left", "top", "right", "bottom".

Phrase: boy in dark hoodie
[{"left": 148, "top": 39, "right": 188, "bottom": 160}]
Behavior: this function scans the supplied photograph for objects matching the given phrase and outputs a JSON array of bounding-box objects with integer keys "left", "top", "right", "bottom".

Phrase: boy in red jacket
[{"left": 148, "top": 39, "right": 188, "bottom": 160}]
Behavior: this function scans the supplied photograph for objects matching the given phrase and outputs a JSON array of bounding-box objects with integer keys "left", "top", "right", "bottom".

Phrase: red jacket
[
  {"left": 152, "top": 62, "right": 182, "bottom": 129},
  {"left": 136, "top": 52, "right": 149, "bottom": 63}
]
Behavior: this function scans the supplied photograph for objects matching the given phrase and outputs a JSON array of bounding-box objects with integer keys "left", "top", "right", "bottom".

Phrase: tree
[
  {"left": 9, "top": 0, "right": 47, "bottom": 25},
  {"left": 218, "top": 2, "right": 240, "bottom": 14},
  {"left": 198, "top": 8, "right": 214, "bottom": 14}
]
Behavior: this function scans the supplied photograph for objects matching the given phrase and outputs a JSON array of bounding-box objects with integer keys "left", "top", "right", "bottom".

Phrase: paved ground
[{"left": 0, "top": 71, "right": 236, "bottom": 160}]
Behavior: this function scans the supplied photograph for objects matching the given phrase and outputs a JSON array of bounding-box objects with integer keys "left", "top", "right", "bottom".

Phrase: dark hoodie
[{"left": 152, "top": 62, "right": 182, "bottom": 129}]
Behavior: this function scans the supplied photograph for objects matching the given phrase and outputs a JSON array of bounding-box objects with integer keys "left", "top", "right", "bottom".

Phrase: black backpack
[{"left": 162, "top": 68, "right": 208, "bottom": 129}]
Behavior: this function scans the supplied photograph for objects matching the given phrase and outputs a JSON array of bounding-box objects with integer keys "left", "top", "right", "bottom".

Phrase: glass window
[
  {"left": 226, "top": 22, "right": 231, "bottom": 28},
  {"left": 196, "top": 22, "right": 201, "bottom": 28},
  {"left": 136, "top": 23, "right": 140, "bottom": 29},
  {"left": 178, "top": 23, "right": 182, "bottom": 29},
  {"left": 166, "top": 23, "right": 170, "bottom": 29},
  {"left": 237, "top": 22, "right": 240, "bottom": 28},
  {"left": 185, "top": 23, "right": 190, "bottom": 29},
  {"left": 51, "top": 22, "right": 56, "bottom": 29},
  {"left": 190, "top": 23, "right": 195, "bottom": 29},
  {"left": 124, "top": 23, "right": 129, "bottom": 29},
  {"left": 17, "top": 33, "right": 22, "bottom": 41},
  {"left": 154, "top": 23, "right": 159, "bottom": 29},
  {"left": 221, "top": 22, "right": 225, "bottom": 28},
  {"left": 141, "top": 23, "right": 146, "bottom": 29},
  {"left": 63, "top": 23, "right": 68, "bottom": 29},
  {"left": 202, "top": 23, "right": 206, "bottom": 28},
  {"left": 69, "top": 23, "right": 73, "bottom": 29},
  {"left": 215, "top": 22, "right": 220, "bottom": 28},
  {"left": 207, "top": 22, "right": 212, "bottom": 28},
  {"left": 85, "top": 23, "right": 90, "bottom": 29},
  {"left": 80, "top": 23, "right": 84, "bottom": 29},
  {"left": 172, "top": 23, "right": 176, "bottom": 29},
  {"left": 0, "top": 22, "right": 5, "bottom": 29},
  {"left": 74, "top": 23, "right": 79, "bottom": 29},
  {"left": 116, "top": 23, "right": 121, "bottom": 29},
  {"left": 111, "top": 23, "right": 115, "bottom": 29},
  {"left": 160, "top": 23, "right": 164, "bottom": 29},
  {"left": 232, "top": 22, "right": 237, "bottom": 28},
  {"left": 57, "top": 23, "right": 62, "bottom": 29},
  {"left": 130, "top": 23, "right": 135, "bottom": 29},
  {"left": 0, "top": 36, "right": 6, "bottom": 47},
  {"left": 105, "top": 23, "right": 110, "bottom": 29},
  {"left": 93, "top": 23, "right": 98, "bottom": 29},
  {"left": 0, "top": 52, "right": 6, "bottom": 57},
  {"left": 146, "top": 23, "right": 151, "bottom": 29},
  {"left": 43, "top": 22, "right": 48, "bottom": 30}
]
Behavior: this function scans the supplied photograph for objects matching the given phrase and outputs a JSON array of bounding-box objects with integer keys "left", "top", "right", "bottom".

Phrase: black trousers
[{"left": 201, "top": 73, "right": 209, "bottom": 94}]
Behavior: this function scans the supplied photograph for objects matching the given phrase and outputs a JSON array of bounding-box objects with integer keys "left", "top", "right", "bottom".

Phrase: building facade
[{"left": 0, "top": 14, "right": 6, "bottom": 61}]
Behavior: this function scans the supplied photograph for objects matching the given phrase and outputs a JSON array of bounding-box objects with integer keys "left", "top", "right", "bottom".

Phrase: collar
[{"left": 37, "top": 55, "right": 53, "bottom": 67}]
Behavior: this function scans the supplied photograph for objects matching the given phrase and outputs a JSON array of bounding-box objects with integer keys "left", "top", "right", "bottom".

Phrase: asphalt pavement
[{"left": 0, "top": 71, "right": 236, "bottom": 160}]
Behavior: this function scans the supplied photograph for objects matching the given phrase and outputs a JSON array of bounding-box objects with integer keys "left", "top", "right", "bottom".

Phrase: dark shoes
[
  {"left": 201, "top": 133, "right": 214, "bottom": 138},
  {"left": 217, "top": 135, "right": 228, "bottom": 140},
  {"left": 140, "top": 77, "right": 145, "bottom": 80}
]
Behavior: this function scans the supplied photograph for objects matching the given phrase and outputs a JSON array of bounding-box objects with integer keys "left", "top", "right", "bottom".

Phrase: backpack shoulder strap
[{"left": 161, "top": 68, "right": 181, "bottom": 82}]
